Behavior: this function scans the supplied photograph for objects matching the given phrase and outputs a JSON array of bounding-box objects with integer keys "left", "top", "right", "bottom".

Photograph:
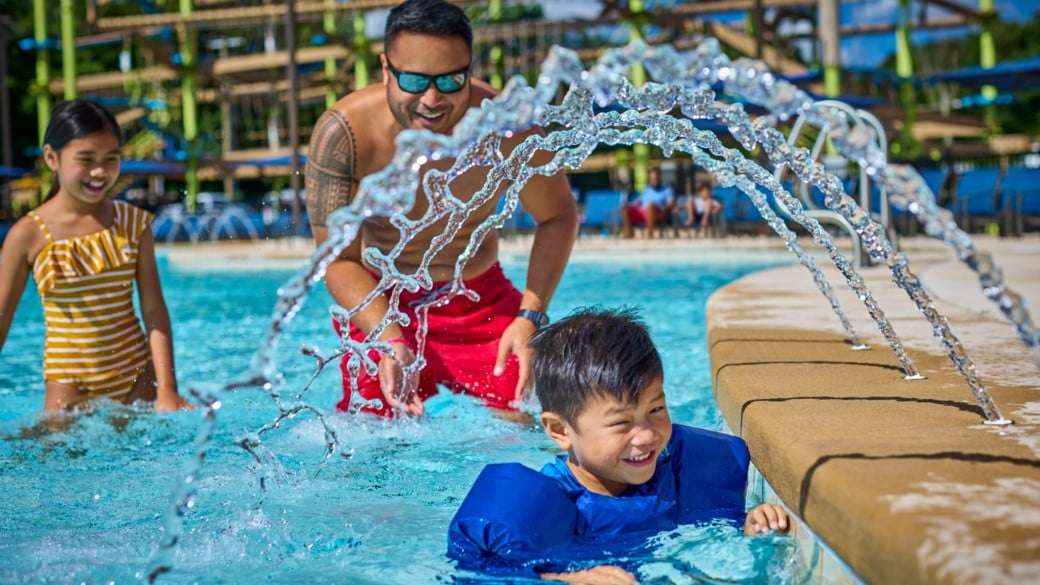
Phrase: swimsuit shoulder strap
[{"left": 26, "top": 210, "right": 54, "bottom": 243}]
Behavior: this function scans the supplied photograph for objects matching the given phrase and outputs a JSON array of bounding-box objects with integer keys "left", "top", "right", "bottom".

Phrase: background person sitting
[
  {"left": 622, "top": 167, "right": 675, "bottom": 239},
  {"left": 684, "top": 182, "right": 723, "bottom": 237}
]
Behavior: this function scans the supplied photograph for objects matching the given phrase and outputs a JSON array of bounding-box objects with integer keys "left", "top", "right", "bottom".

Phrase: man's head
[
  {"left": 530, "top": 308, "right": 671, "bottom": 495},
  {"left": 697, "top": 183, "right": 713, "bottom": 199},
  {"left": 382, "top": 0, "right": 474, "bottom": 134},
  {"left": 384, "top": 0, "right": 472, "bottom": 52}
]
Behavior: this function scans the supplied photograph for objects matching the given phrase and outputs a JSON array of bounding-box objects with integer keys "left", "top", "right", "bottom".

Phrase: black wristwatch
[{"left": 517, "top": 308, "right": 549, "bottom": 329}]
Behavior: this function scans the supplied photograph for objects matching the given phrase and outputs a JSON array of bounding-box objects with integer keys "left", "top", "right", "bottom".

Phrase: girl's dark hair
[
  {"left": 384, "top": 0, "right": 472, "bottom": 53},
  {"left": 529, "top": 307, "right": 664, "bottom": 427},
  {"left": 42, "top": 99, "right": 122, "bottom": 200}
]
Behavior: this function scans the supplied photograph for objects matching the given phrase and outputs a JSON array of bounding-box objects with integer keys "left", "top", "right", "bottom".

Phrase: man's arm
[
  {"left": 306, "top": 109, "right": 393, "bottom": 336},
  {"left": 495, "top": 147, "right": 580, "bottom": 397},
  {"left": 306, "top": 109, "right": 421, "bottom": 415}
]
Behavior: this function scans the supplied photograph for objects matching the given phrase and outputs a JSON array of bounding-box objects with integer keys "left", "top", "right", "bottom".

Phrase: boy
[{"left": 448, "top": 308, "right": 788, "bottom": 583}]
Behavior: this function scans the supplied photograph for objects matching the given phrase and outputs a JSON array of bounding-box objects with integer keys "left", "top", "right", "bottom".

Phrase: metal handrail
[{"left": 772, "top": 100, "right": 895, "bottom": 268}]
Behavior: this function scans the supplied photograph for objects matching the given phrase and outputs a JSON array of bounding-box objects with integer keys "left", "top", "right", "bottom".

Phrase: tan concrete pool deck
[
  {"left": 706, "top": 234, "right": 1040, "bottom": 585},
  {"left": 165, "top": 233, "right": 1040, "bottom": 584}
]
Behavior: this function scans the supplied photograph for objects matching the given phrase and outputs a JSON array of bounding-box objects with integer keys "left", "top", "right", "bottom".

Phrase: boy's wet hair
[
  {"left": 530, "top": 307, "right": 663, "bottom": 427},
  {"left": 385, "top": 0, "right": 472, "bottom": 52},
  {"left": 42, "top": 98, "right": 122, "bottom": 200}
]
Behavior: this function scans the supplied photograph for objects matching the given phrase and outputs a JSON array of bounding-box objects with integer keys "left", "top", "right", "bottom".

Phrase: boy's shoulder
[
  {"left": 448, "top": 462, "right": 578, "bottom": 569},
  {"left": 668, "top": 424, "right": 748, "bottom": 458}
]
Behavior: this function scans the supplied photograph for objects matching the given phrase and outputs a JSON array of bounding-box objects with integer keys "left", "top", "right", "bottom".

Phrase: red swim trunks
[
  {"left": 334, "top": 262, "right": 523, "bottom": 416},
  {"left": 627, "top": 203, "right": 668, "bottom": 224},
  {"left": 627, "top": 204, "right": 649, "bottom": 224}
]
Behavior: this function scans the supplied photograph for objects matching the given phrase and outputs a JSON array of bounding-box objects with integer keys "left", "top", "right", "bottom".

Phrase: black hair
[
  {"left": 530, "top": 307, "right": 664, "bottom": 427},
  {"left": 384, "top": 0, "right": 472, "bottom": 53},
  {"left": 42, "top": 99, "right": 122, "bottom": 200}
]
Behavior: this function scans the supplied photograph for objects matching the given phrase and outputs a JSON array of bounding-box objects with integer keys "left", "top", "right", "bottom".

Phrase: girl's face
[{"left": 43, "top": 131, "right": 121, "bottom": 206}]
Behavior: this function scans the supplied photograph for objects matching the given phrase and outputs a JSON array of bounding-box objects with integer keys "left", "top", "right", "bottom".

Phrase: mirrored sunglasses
[{"left": 385, "top": 57, "right": 470, "bottom": 94}]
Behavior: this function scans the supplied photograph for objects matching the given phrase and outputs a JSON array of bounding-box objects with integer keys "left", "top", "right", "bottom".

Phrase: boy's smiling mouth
[{"left": 624, "top": 450, "right": 656, "bottom": 466}]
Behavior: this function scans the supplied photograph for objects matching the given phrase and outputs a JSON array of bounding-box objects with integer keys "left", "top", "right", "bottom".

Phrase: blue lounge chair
[
  {"left": 580, "top": 190, "right": 625, "bottom": 236},
  {"left": 1002, "top": 166, "right": 1040, "bottom": 236},
  {"left": 952, "top": 167, "right": 1004, "bottom": 234}
]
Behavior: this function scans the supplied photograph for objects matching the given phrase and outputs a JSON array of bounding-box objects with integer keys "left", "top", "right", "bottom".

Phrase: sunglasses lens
[
  {"left": 397, "top": 72, "right": 431, "bottom": 93},
  {"left": 434, "top": 72, "right": 466, "bottom": 93}
]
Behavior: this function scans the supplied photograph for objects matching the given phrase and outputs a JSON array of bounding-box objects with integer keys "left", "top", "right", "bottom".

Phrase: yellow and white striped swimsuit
[{"left": 29, "top": 201, "right": 152, "bottom": 400}]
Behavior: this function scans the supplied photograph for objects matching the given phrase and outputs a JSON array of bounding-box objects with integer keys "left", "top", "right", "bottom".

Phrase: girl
[{"left": 0, "top": 99, "right": 191, "bottom": 412}]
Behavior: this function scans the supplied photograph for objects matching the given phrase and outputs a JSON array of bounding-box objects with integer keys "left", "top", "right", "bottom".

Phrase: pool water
[{"left": 0, "top": 246, "right": 809, "bottom": 584}]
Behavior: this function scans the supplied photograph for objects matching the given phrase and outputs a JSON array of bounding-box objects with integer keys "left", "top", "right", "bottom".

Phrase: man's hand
[
  {"left": 378, "top": 340, "right": 423, "bottom": 417},
  {"left": 494, "top": 317, "right": 537, "bottom": 401}
]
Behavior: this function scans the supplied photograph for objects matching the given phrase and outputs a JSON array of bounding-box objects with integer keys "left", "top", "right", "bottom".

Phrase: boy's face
[{"left": 541, "top": 376, "right": 672, "bottom": 496}]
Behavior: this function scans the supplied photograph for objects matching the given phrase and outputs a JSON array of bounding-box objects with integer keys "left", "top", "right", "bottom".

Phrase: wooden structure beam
[
  {"left": 92, "top": 0, "right": 484, "bottom": 31},
  {"left": 211, "top": 45, "right": 348, "bottom": 76},
  {"left": 839, "top": 15, "right": 975, "bottom": 36},
  {"left": 48, "top": 65, "right": 177, "bottom": 93}
]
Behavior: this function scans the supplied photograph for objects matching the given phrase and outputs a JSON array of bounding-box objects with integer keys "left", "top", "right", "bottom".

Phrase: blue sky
[{"left": 536, "top": 0, "right": 1040, "bottom": 68}]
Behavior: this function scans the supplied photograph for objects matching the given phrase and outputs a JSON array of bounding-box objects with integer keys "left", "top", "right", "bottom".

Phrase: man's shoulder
[
  {"left": 319, "top": 86, "right": 389, "bottom": 133},
  {"left": 311, "top": 86, "right": 395, "bottom": 171},
  {"left": 470, "top": 78, "right": 499, "bottom": 104}
]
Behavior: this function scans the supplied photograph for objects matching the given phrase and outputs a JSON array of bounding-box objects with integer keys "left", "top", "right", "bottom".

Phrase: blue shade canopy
[
  {"left": 231, "top": 154, "right": 308, "bottom": 167},
  {"left": 932, "top": 56, "right": 1040, "bottom": 91},
  {"left": 0, "top": 165, "right": 31, "bottom": 178},
  {"left": 120, "top": 160, "right": 187, "bottom": 174}
]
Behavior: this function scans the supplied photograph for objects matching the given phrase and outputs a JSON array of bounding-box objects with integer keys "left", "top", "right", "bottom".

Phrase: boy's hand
[
  {"left": 744, "top": 503, "right": 790, "bottom": 535},
  {"left": 540, "top": 565, "right": 637, "bottom": 584}
]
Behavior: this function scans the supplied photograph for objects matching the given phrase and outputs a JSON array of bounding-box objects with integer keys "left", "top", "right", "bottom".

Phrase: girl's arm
[
  {"left": 135, "top": 226, "right": 190, "bottom": 411},
  {"left": 0, "top": 220, "right": 35, "bottom": 352}
]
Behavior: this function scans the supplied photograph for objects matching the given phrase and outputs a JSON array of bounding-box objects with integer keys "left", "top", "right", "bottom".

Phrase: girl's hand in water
[
  {"left": 154, "top": 392, "right": 195, "bottom": 413},
  {"left": 744, "top": 503, "right": 789, "bottom": 535},
  {"left": 539, "top": 565, "right": 638, "bottom": 584},
  {"left": 379, "top": 339, "right": 423, "bottom": 417}
]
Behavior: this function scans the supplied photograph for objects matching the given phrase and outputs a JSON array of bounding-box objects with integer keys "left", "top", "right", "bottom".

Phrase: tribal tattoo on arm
[{"left": 305, "top": 110, "right": 359, "bottom": 228}]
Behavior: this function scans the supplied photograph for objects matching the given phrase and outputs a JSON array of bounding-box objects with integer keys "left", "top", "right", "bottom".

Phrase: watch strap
[{"left": 517, "top": 308, "right": 549, "bottom": 328}]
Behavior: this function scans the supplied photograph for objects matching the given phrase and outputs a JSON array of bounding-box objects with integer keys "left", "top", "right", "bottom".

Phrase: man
[
  {"left": 622, "top": 167, "right": 674, "bottom": 239},
  {"left": 305, "top": 0, "right": 579, "bottom": 418}
]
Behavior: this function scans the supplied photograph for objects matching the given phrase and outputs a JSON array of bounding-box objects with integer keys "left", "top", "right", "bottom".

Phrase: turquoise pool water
[{"left": 0, "top": 246, "right": 809, "bottom": 584}]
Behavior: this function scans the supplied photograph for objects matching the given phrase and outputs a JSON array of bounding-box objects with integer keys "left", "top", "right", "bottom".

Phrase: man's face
[
  {"left": 545, "top": 377, "right": 673, "bottom": 496},
  {"left": 382, "top": 31, "right": 472, "bottom": 135}
]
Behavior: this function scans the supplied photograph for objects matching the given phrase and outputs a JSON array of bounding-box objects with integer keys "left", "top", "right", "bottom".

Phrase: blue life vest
[{"left": 447, "top": 424, "right": 750, "bottom": 575}]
